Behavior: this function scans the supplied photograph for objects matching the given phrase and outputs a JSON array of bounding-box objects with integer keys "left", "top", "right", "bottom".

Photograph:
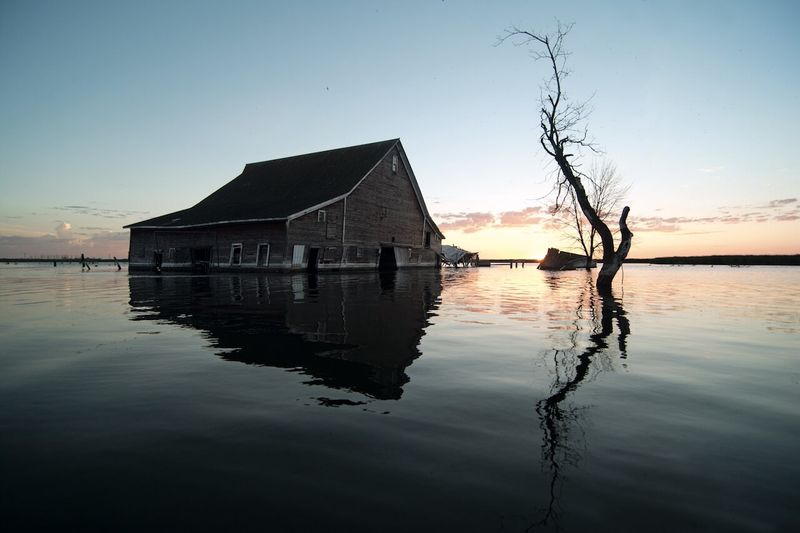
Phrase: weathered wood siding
[
  {"left": 286, "top": 200, "right": 346, "bottom": 269},
  {"left": 342, "top": 146, "right": 441, "bottom": 266},
  {"left": 281, "top": 146, "right": 441, "bottom": 269},
  {"left": 345, "top": 146, "right": 423, "bottom": 246},
  {"left": 129, "top": 223, "right": 288, "bottom": 271},
  {"left": 128, "top": 228, "right": 154, "bottom": 267},
  {"left": 206, "top": 223, "right": 288, "bottom": 269}
]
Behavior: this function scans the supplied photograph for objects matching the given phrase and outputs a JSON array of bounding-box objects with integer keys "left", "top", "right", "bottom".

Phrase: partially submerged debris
[
  {"left": 537, "top": 248, "right": 596, "bottom": 271},
  {"left": 441, "top": 245, "right": 479, "bottom": 267}
]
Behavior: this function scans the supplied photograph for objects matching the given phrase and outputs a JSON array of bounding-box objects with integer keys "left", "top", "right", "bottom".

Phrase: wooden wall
[
  {"left": 345, "top": 146, "right": 427, "bottom": 248},
  {"left": 346, "top": 146, "right": 441, "bottom": 266},
  {"left": 283, "top": 145, "right": 441, "bottom": 269},
  {"left": 286, "top": 200, "right": 346, "bottom": 268},
  {"left": 129, "top": 223, "right": 288, "bottom": 271}
]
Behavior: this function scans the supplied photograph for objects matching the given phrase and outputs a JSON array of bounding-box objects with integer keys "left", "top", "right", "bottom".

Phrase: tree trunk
[
  {"left": 596, "top": 206, "right": 633, "bottom": 295},
  {"left": 550, "top": 151, "right": 632, "bottom": 293}
]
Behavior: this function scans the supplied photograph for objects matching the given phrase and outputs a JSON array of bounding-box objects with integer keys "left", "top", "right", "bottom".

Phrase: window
[
  {"left": 391, "top": 154, "right": 398, "bottom": 173},
  {"left": 256, "top": 243, "right": 270, "bottom": 267},
  {"left": 322, "top": 247, "right": 338, "bottom": 264},
  {"left": 230, "top": 243, "right": 242, "bottom": 265},
  {"left": 425, "top": 231, "right": 431, "bottom": 248},
  {"left": 349, "top": 246, "right": 367, "bottom": 262},
  {"left": 317, "top": 210, "right": 327, "bottom": 223},
  {"left": 326, "top": 222, "right": 337, "bottom": 239}
]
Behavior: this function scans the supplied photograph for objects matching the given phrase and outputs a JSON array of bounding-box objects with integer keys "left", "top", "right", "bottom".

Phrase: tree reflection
[{"left": 532, "top": 272, "right": 630, "bottom": 530}]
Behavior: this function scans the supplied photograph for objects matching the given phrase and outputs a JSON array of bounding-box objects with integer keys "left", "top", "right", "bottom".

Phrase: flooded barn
[{"left": 125, "top": 139, "right": 443, "bottom": 272}]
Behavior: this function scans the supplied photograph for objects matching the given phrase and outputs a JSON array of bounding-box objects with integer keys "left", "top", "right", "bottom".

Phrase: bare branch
[{"left": 501, "top": 22, "right": 633, "bottom": 293}]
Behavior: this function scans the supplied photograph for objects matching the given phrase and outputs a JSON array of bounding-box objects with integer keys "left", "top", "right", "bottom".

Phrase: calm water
[{"left": 1, "top": 264, "right": 798, "bottom": 532}]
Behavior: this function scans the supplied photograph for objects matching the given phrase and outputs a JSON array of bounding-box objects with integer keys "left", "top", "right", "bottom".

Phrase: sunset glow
[{"left": 1, "top": 1, "right": 798, "bottom": 259}]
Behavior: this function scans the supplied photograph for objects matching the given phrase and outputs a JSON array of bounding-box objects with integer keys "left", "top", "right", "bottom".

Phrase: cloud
[
  {"left": 431, "top": 195, "right": 800, "bottom": 238},
  {"left": 633, "top": 214, "right": 730, "bottom": 232},
  {"left": 633, "top": 197, "right": 800, "bottom": 233},
  {"left": 498, "top": 206, "right": 546, "bottom": 226},
  {"left": 436, "top": 206, "right": 553, "bottom": 233},
  {"left": 86, "top": 231, "right": 129, "bottom": 245},
  {"left": 53, "top": 206, "right": 149, "bottom": 219},
  {"left": 763, "top": 198, "right": 797, "bottom": 208},
  {"left": 0, "top": 231, "right": 129, "bottom": 258},
  {"left": 55, "top": 222, "right": 73, "bottom": 239},
  {"left": 0, "top": 235, "right": 61, "bottom": 246},
  {"left": 436, "top": 212, "right": 496, "bottom": 233},
  {"left": 631, "top": 217, "right": 682, "bottom": 233}
]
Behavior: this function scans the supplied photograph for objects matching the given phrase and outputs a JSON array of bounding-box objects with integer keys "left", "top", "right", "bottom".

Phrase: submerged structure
[
  {"left": 537, "top": 248, "right": 597, "bottom": 271},
  {"left": 125, "top": 139, "right": 443, "bottom": 272},
  {"left": 441, "top": 245, "right": 479, "bottom": 267}
]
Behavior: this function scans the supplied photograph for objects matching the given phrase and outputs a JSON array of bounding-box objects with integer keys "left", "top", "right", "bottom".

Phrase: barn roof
[{"left": 125, "top": 138, "right": 441, "bottom": 235}]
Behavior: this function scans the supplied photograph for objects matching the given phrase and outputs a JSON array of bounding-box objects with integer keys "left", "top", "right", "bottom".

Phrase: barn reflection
[{"left": 128, "top": 271, "right": 441, "bottom": 400}]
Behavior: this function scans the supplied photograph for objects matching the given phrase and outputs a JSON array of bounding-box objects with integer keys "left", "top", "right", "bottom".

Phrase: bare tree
[
  {"left": 557, "top": 160, "right": 629, "bottom": 268},
  {"left": 500, "top": 23, "right": 633, "bottom": 294}
]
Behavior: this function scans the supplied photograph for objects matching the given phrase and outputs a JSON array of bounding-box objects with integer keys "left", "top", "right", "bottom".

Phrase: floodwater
[{"left": 0, "top": 264, "right": 798, "bottom": 532}]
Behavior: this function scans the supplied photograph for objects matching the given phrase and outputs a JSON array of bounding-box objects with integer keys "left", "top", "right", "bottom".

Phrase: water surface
[{"left": 1, "top": 264, "right": 798, "bottom": 531}]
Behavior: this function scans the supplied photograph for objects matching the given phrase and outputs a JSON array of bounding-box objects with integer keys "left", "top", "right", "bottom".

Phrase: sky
[{"left": 1, "top": 0, "right": 798, "bottom": 259}]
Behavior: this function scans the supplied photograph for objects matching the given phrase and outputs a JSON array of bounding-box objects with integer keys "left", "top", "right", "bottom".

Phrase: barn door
[
  {"left": 292, "top": 245, "right": 305, "bottom": 267},
  {"left": 307, "top": 248, "right": 320, "bottom": 273},
  {"left": 191, "top": 247, "right": 211, "bottom": 273},
  {"left": 378, "top": 246, "right": 397, "bottom": 271}
]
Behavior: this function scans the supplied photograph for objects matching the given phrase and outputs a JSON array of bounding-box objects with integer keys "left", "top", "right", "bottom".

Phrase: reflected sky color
[
  {"left": 1, "top": 1, "right": 798, "bottom": 258},
  {"left": 0, "top": 264, "right": 798, "bottom": 530}
]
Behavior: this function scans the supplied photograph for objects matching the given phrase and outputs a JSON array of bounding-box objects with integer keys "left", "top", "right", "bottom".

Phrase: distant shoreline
[
  {"left": 1, "top": 257, "right": 128, "bottom": 263},
  {"left": 484, "top": 254, "right": 800, "bottom": 266},
  {"left": 3, "top": 255, "right": 799, "bottom": 267},
  {"left": 624, "top": 255, "right": 800, "bottom": 266}
]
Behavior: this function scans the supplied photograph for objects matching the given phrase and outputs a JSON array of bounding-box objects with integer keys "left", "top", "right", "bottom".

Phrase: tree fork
[{"left": 596, "top": 206, "right": 633, "bottom": 294}]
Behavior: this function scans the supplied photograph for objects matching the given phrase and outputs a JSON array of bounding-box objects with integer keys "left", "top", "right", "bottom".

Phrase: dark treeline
[
  {"left": 625, "top": 255, "right": 800, "bottom": 266},
  {"left": 481, "top": 255, "right": 800, "bottom": 266}
]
